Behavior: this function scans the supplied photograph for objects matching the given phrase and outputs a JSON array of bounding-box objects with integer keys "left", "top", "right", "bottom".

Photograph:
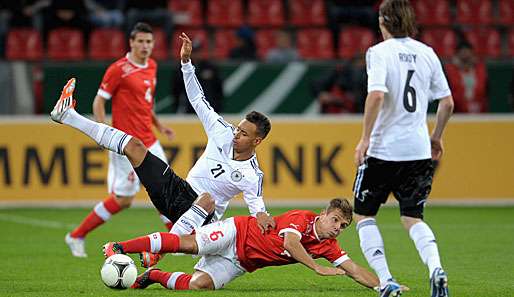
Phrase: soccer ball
[{"left": 100, "top": 254, "right": 138, "bottom": 289}]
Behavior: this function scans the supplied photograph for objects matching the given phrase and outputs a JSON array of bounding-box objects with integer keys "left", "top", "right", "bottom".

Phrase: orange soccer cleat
[
  {"left": 139, "top": 251, "right": 165, "bottom": 268},
  {"left": 102, "top": 242, "right": 124, "bottom": 258},
  {"left": 50, "top": 78, "right": 77, "bottom": 123}
]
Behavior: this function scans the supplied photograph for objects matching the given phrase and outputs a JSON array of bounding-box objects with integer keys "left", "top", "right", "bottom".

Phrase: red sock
[
  {"left": 175, "top": 274, "right": 192, "bottom": 290},
  {"left": 150, "top": 271, "right": 192, "bottom": 290},
  {"left": 70, "top": 194, "right": 121, "bottom": 238},
  {"left": 158, "top": 213, "right": 173, "bottom": 231},
  {"left": 120, "top": 232, "right": 180, "bottom": 253},
  {"left": 149, "top": 270, "right": 171, "bottom": 288}
]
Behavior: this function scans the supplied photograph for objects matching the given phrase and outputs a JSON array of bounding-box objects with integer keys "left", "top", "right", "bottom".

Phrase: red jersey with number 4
[
  {"left": 97, "top": 55, "right": 157, "bottom": 147},
  {"left": 234, "top": 210, "right": 349, "bottom": 272}
]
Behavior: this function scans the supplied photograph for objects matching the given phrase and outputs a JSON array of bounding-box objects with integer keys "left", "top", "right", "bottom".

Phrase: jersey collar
[
  {"left": 313, "top": 216, "right": 321, "bottom": 241},
  {"left": 126, "top": 53, "right": 148, "bottom": 68}
]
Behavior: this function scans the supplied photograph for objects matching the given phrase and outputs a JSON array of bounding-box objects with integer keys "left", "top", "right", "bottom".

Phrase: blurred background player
[
  {"left": 353, "top": 1, "right": 454, "bottom": 297},
  {"left": 103, "top": 198, "right": 381, "bottom": 292},
  {"left": 65, "top": 22, "right": 175, "bottom": 258}
]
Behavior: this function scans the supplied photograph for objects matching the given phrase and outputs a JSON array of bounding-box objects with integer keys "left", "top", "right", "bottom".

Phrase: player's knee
[
  {"left": 400, "top": 215, "right": 422, "bottom": 230},
  {"left": 115, "top": 195, "right": 134, "bottom": 209},
  {"left": 124, "top": 138, "right": 147, "bottom": 162},
  {"left": 195, "top": 193, "right": 215, "bottom": 214},
  {"left": 189, "top": 273, "right": 215, "bottom": 290}
]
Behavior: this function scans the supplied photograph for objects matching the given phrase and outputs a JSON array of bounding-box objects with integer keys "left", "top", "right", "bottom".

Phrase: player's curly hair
[
  {"left": 130, "top": 22, "right": 153, "bottom": 39},
  {"left": 245, "top": 111, "right": 271, "bottom": 139},
  {"left": 327, "top": 198, "right": 353, "bottom": 225},
  {"left": 379, "top": 0, "right": 417, "bottom": 38}
]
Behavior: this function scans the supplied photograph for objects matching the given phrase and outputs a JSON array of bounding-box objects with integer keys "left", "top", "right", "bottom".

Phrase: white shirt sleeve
[
  {"left": 242, "top": 173, "right": 266, "bottom": 217},
  {"left": 366, "top": 47, "right": 389, "bottom": 93},
  {"left": 429, "top": 50, "right": 452, "bottom": 100},
  {"left": 181, "top": 61, "right": 232, "bottom": 138}
]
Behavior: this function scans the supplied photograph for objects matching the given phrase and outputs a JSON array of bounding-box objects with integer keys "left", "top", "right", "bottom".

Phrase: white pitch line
[{"left": 0, "top": 213, "right": 76, "bottom": 229}]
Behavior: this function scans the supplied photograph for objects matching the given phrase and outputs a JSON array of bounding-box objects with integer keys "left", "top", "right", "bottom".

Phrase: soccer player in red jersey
[
  {"left": 65, "top": 22, "right": 175, "bottom": 258},
  {"left": 103, "top": 197, "right": 381, "bottom": 292}
]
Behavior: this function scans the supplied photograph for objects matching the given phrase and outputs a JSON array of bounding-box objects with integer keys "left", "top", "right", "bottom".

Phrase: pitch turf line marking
[{"left": 0, "top": 213, "right": 76, "bottom": 229}]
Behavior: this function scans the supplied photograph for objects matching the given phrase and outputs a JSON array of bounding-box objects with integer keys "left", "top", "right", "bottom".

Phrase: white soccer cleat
[
  {"left": 65, "top": 233, "right": 87, "bottom": 258},
  {"left": 50, "top": 78, "right": 76, "bottom": 123}
]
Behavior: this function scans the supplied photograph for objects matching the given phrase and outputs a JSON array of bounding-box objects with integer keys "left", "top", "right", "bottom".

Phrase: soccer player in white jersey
[
  {"left": 352, "top": 1, "right": 454, "bottom": 297},
  {"left": 50, "top": 32, "right": 274, "bottom": 266}
]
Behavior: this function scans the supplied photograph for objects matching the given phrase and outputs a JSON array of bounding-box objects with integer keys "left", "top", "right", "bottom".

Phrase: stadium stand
[
  {"left": 338, "top": 26, "right": 375, "bottom": 59},
  {"left": 248, "top": 0, "right": 285, "bottom": 28},
  {"left": 288, "top": 0, "right": 327, "bottom": 26},
  {"left": 456, "top": 0, "right": 493, "bottom": 25},
  {"left": 463, "top": 27, "right": 501, "bottom": 58},
  {"left": 412, "top": 0, "right": 451, "bottom": 26},
  {"left": 6, "top": 28, "right": 43, "bottom": 61},
  {"left": 207, "top": 0, "right": 244, "bottom": 28},
  {"left": 213, "top": 29, "right": 237, "bottom": 59},
  {"left": 171, "top": 29, "right": 209, "bottom": 60},
  {"left": 420, "top": 28, "right": 457, "bottom": 59},
  {"left": 89, "top": 28, "right": 125, "bottom": 61},
  {"left": 498, "top": 0, "right": 514, "bottom": 25},
  {"left": 255, "top": 29, "right": 278, "bottom": 59},
  {"left": 47, "top": 28, "right": 85, "bottom": 61},
  {"left": 297, "top": 28, "right": 334, "bottom": 59},
  {"left": 168, "top": 0, "right": 203, "bottom": 27}
]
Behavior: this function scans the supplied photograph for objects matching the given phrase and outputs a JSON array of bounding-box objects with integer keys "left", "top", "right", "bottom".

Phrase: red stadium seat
[
  {"left": 168, "top": 0, "right": 203, "bottom": 27},
  {"left": 255, "top": 29, "right": 278, "bottom": 59},
  {"left": 89, "top": 28, "right": 125, "bottom": 61},
  {"left": 420, "top": 28, "right": 457, "bottom": 59},
  {"left": 412, "top": 0, "right": 450, "bottom": 26},
  {"left": 297, "top": 29, "right": 334, "bottom": 59},
  {"left": 464, "top": 28, "right": 501, "bottom": 58},
  {"left": 207, "top": 0, "right": 243, "bottom": 28},
  {"left": 151, "top": 28, "right": 168, "bottom": 60},
  {"left": 498, "top": 0, "right": 514, "bottom": 25},
  {"left": 508, "top": 30, "right": 514, "bottom": 57},
  {"left": 338, "top": 26, "right": 375, "bottom": 59},
  {"left": 213, "top": 29, "right": 237, "bottom": 59},
  {"left": 289, "top": 0, "right": 327, "bottom": 26},
  {"left": 47, "top": 28, "right": 85, "bottom": 61},
  {"left": 248, "top": 0, "right": 284, "bottom": 27},
  {"left": 171, "top": 29, "right": 209, "bottom": 60},
  {"left": 6, "top": 28, "right": 43, "bottom": 61},
  {"left": 456, "top": 0, "right": 492, "bottom": 25}
]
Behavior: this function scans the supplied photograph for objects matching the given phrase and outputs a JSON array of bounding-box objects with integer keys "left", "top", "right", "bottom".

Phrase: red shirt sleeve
[
  {"left": 98, "top": 63, "right": 122, "bottom": 99},
  {"left": 318, "top": 239, "right": 349, "bottom": 266},
  {"left": 276, "top": 212, "right": 308, "bottom": 239}
]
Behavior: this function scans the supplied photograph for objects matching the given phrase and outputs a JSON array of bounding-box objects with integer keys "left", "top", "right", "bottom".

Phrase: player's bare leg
[{"left": 401, "top": 216, "right": 448, "bottom": 297}]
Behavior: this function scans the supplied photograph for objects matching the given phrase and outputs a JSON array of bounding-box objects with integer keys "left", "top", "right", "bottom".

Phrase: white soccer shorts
[
  {"left": 107, "top": 140, "right": 167, "bottom": 197},
  {"left": 194, "top": 218, "right": 246, "bottom": 289}
]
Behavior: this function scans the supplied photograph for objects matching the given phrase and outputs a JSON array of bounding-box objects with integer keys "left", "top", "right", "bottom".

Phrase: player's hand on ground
[
  {"left": 179, "top": 32, "right": 192, "bottom": 63},
  {"left": 314, "top": 265, "right": 345, "bottom": 276},
  {"left": 400, "top": 284, "right": 410, "bottom": 292},
  {"left": 430, "top": 137, "right": 443, "bottom": 160},
  {"left": 160, "top": 126, "right": 175, "bottom": 141},
  {"left": 354, "top": 138, "right": 370, "bottom": 166},
  {"left": 256, "top": 212, "right": 276, "bottom": 234}
]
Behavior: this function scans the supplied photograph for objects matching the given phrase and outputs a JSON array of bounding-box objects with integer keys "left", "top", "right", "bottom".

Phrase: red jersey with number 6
[
  {"left": 97, "top": 54, "right": 158, "bottom": 147},
  {"left": 234, "top": 210, "right": 349, "bottom": 272}
]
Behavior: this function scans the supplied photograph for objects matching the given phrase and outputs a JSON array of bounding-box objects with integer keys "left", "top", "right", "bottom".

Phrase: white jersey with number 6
[
  {"left": 366, "top": 37, "right": 451, "bottom": 161},
  {"left": 181, "top": 61, "right": 266, "bottom": 221}
]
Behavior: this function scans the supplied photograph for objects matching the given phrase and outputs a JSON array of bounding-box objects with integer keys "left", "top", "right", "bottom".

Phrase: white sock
[
  {"left": 356, "top": 218, "right": 393, "bottom": 286},
  {"left": 409, "top": 221, "right": 442, "bottom": 276},
  {"left": 62, "top": 109, "right": 131, "bottom": 154},
  {"left": 170, "top": 204, "right": 209, "bottom": 235}
]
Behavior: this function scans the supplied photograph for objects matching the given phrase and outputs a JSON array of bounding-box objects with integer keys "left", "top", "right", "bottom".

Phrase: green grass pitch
[{"left": 1, "top": 205, "right": 513, "bottom": 296}]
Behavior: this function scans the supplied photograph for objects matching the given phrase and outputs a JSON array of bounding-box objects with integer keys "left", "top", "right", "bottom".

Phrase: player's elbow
[{"left": 439, "top": 95, "right": 454, "bottom": 114}]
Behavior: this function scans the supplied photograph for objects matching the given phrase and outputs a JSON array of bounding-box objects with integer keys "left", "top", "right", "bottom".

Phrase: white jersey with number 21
[{"left": 366, "top": 37, "right": 451, "bottom": 161}]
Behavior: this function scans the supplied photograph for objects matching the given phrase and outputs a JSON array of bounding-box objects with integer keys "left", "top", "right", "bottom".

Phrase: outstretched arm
[
  {"left": 283, "top": 232, "right": 344, "bottom": 276},
  {"left": 337, "top": 259, "right": 379, "bottom": 289},
  {"left": 179, "top": 32, "right": 227, "bottom": 137}
]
